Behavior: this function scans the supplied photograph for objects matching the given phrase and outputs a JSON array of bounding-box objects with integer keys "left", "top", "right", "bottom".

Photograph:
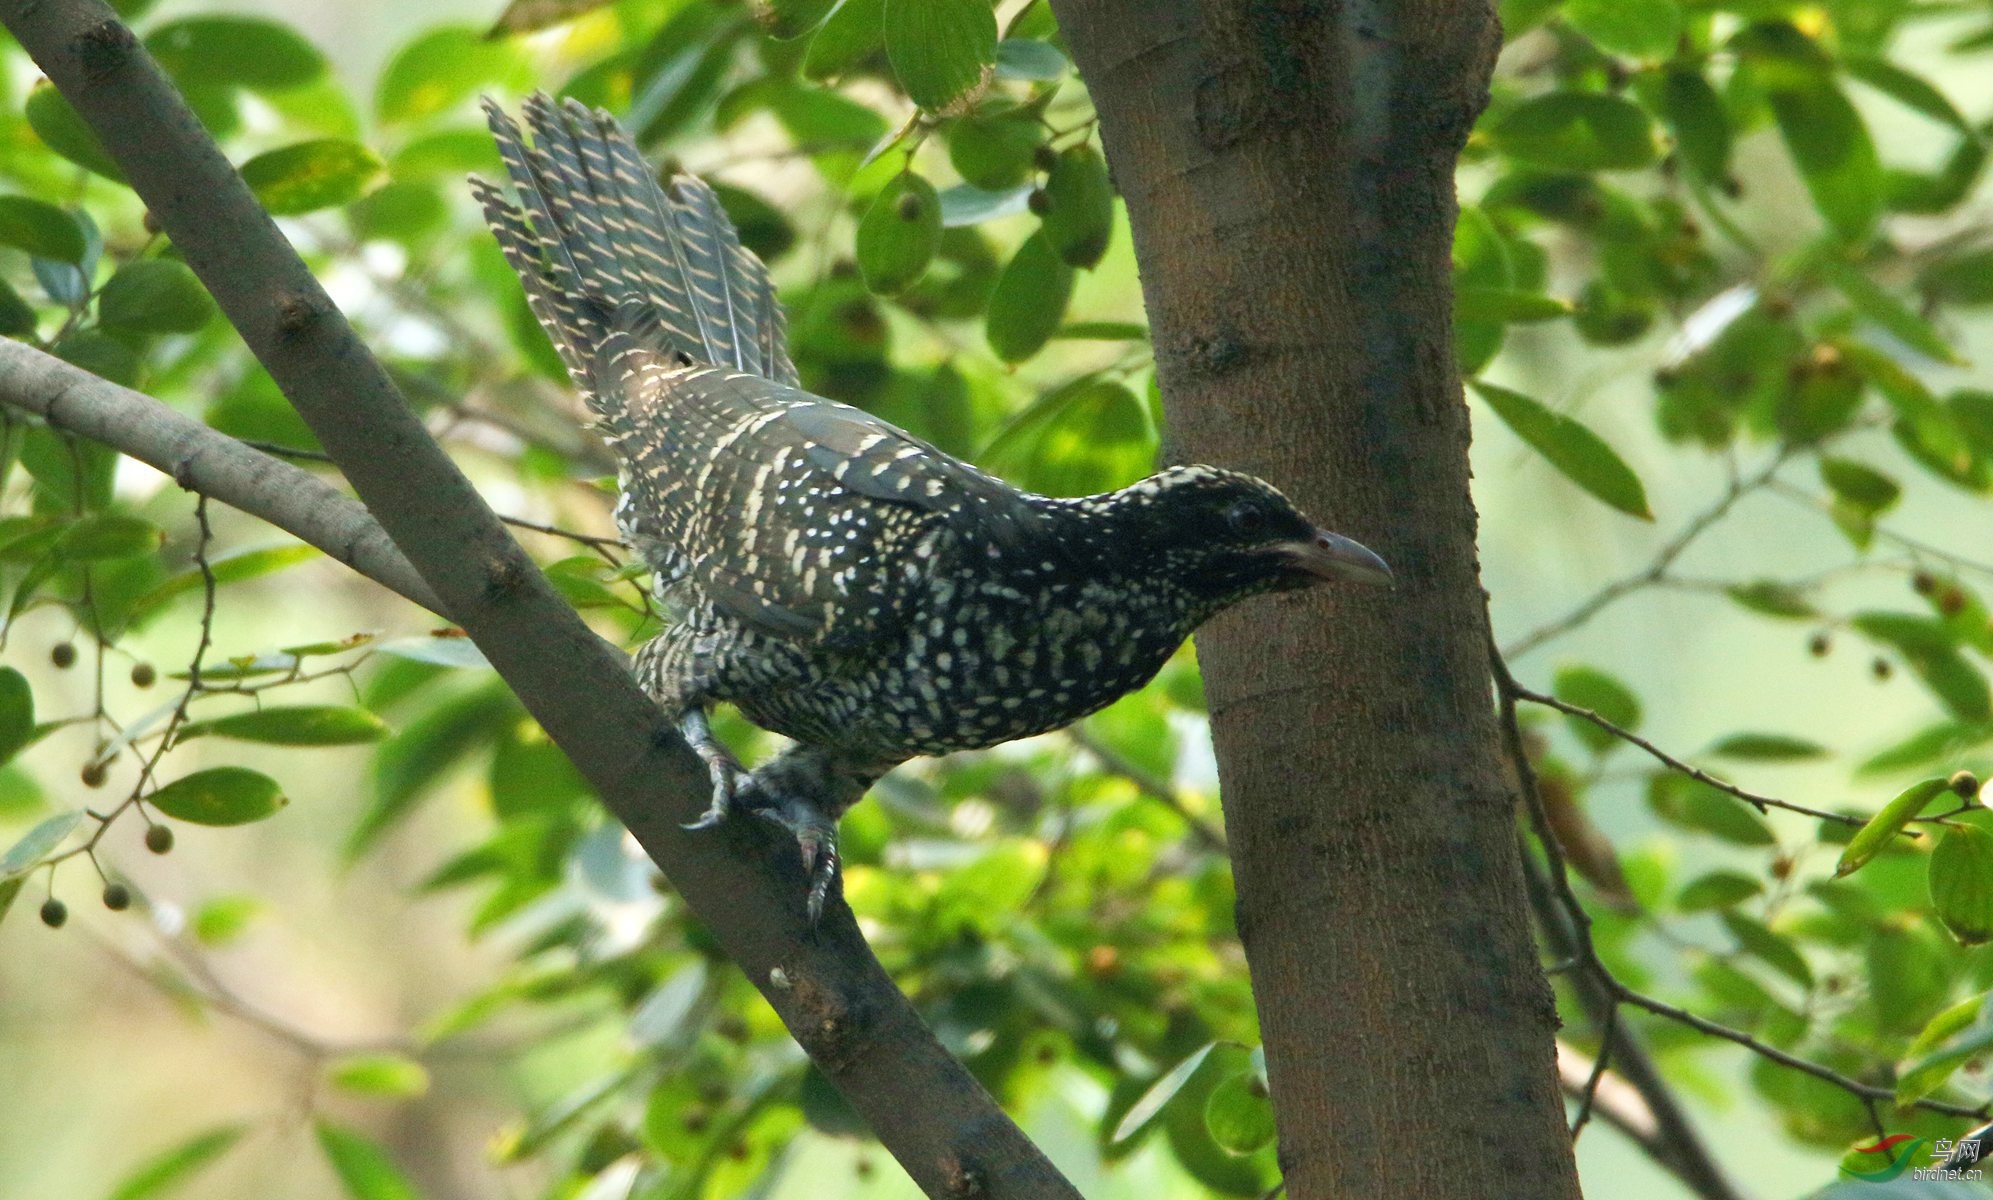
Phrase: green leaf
[
  {"left": 1837, "top": 776, "right": 1949, "bottom": 877},
  {"left": 1562, "top": 0, "right": 1681, "bottom": 59},
  {"left": 241, "top": 140, "right": 385, "bottom": 217},
  {"left": 1896, "top": 994, "right": 1990, "bottom": 1105},
  {"left": 755, "top": 0, "right": 839, "bottom": 39},
  {"left": 1676, "top": 870, "right": 1764, "bottom": 911},
  {"left": 1203, "top": 1070, "right": 1275, "bottom": 1155},
  {"left": 995, "top": 38, "right": 1068, "bottom": 82},
  {"left": 1844, "top": 57, "right": 1970, "bottom": 134},
  {"left": 149, "top": 767, "right": 287, "bottom": 826},
  {"left": 1920, "top": 248, "right": 1993, "bottom": 308},
  {"left": 1647, "top": 773, "right": 1775, "bottom": 845},
  {"left": 0, "top": 197, "right": 86, "bottom": 264},
  {"left": 1, "top": 809, "right": 82, "bottom": 875},
  {"left": 1725, "top": 580, "right": 1817, "bottom": 620},
  {"left": 1454, "top": 286, "right": 1571, "bottom": 325},
  {"left": 1818, "top": 260, "right": 1958, "bottom": 364},
  {"left": 178, "top": 706, "right": 389, "bottom": 747},
  {"left": 375, "top": 27, "right": 525, "bottom": 125},
  {"left": 0, "top": 667, "right": 32, "bottom": 768},
  {"left": 25, "top": 83, "right": 125, "bottom": 182},
  {"left": 327, "top": 1053, "right": 430, "bottom": 1099},
  {"left": 986, "top": 234, "right": 1074, "bottom": 363},
  {"left": 856, "top": 173, "right": 940, "bottom": 295},
  {"left": 803, "top": 0, "right": 883, "bottom": 81},
  {"left": 98, "top": 260, "right": 217, "bottom": 335},
  {"left": 1040, "top": 145, "right": 1115, "bottom": 269},
  {"left": 1650, "top": 67, "right": 1731, "bottom": 184},
  {"left": 135, "top": 544, "right": 319, "bottom": 618},
  {"left": 947, "top": 109, "right": 1043, "bottom": 191},
  {"left": 315, "top": 1123, "right": 421, "bottom": 1200},
  {"left": 938, "top": 182, "right": 1033, "bottom": 227},
  {"left": 982, "top": 378, "right": 1155, "bottom": 498},
  {"left": 1551, "top": 664, "right": 1640, "bottom": 754},
  {"left": 0, "top": 875, "right": 20, "bottom": 927},
  {"left": 146, "top": 17, "right": 327, "bottom": 92},
  {"left": 1854, "top": 612, "right": 1992, "bottom": 722},
  {"left": 1819, "top": 457, "right": 1900, "bottom": 514},
  {"left": 1931, "top": 824, "right": 1993, "bottom": 944},
  {"left": 1708, "top": 733, "right": 1827, "bottom": 761},
  {"left": 1485, "top": 93, "right": 1661, "bottom": 171},
  {"left": 1471, "top": 382, "right": 1652, "bottom": 519},
  {"left": 1721, "top": 912, "right": 1813, "bottom": 988},
  {"left": 56, "top": 514, "right": 164, "bottom": 561},
  {"left": 103, "top": 1125, "right": 247, "bottom": 1200},
  {"left": 883, "top": 0, "right": 996, "bottom": 114},
  {"left": 1763, "top": 71, "right": 1882, "bottom": 242},
  {"left": 349, "top": 681, "right": 513, "bottom": 856},
  {"left": 192, "top": 894, "right": 262, "bottom": 946},
  {"left": 1113, "top": 1042, "right": 1217, "bottom": 1144}
]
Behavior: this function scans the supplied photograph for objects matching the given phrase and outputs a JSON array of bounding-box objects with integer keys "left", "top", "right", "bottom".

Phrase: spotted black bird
[{"left": 474, "top": 95, "right": 1392, "bottom": 922}]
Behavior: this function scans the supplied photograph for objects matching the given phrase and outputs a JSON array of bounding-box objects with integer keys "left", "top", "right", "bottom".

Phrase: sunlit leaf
[
  {"left": 25, "top": 83, "right": 125, "bottom": 182},
  {"left": 315, "top": 1123, "right": 421, "bottom": 1200},
  {"left": 376, "top": 27, "right": 526, "bottom": 125},
  {"left": 0, "top": 197, "right": 86, "bottom": 264},
  {"left": 1708, "top": 733, "right": 1828, "bottom": 761},
  {"left": 986, "top": 234, "right": 1074, "bottom": 363},
  {"left": 1931, "top": 824, "right": 1993, "bottom": 945},
  {"left": 1485, "top": 92, "right": 1661, "bottom": 171},
  {"left": 1204, "top": 1070, "right": 1275, "bottom": 1155},
  {"left": 1837, "top": 777, "right": 1948, "bottom": 877},
  {"left": 1112, "top": 1042, "right": 1216, "bottom": 1144},
  {"left": 1562, "top": 0, "right": 1680, "bottom": 59},
  {"left": 1819, "top": 260, "right": 1959, "bottom": 364},
  {"left": 146, "top": 17, "right": 327, "bottom": 92},
  {"left": 103, "top": 1125, "right": 247, "bottom": 1200},
  {"left": 328, "top": 1053, "right": 430, "bottom": 1099},
  {"left": 178, "top": 706, "right": 389, "bottom": 747},
  {"left": 0, "top": 809, "right": 82, "bottom": 876},
  {"left": 0, "top": 668, "right": 33, "bottom": 768},
  {"left": 1472, "top": 382, "right": 1652, "bottom": 520},
  {"left": 149, "top": 767, "right": 288, "bottom": 827},
  {"left": 241, "top": 140, "right": 385, "bottom": 216},
  {"left": 856, "top": 173, "right": 940, "bottom": 295},
  {"left": 98, "top": 260, "right": 217, "bottom": 335},
  {"left": 1040, "top": 145, "right": 1114, "bottom": 269},
  {"left": 884, "top": 0, "right": 996, "bottom": 114}
]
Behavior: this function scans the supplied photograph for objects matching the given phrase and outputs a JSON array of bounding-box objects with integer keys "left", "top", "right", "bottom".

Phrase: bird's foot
[
  {"left": 749, "top": 790, "right": 841, "bottom": 925},
  {"left": 681, "top": 756, "right": 742, "bottom": 831},
  {"left": 678, "top": 708, "right": 743, "bottom": 831}
]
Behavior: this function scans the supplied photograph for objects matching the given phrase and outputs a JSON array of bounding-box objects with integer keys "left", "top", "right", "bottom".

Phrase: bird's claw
[
  {"left": 680, "top": 757, "right": 740, "bottom": 831},
  {"left": 752, "top": 799, "right": 840, "bottom": 926}
]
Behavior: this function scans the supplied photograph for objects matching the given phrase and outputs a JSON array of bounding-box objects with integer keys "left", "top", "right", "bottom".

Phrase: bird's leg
[
  {"left": 678, "top": 706, "right": 742, "bottom": 830},
  {"left": 738, "top": 745, "right": 892, "bottom": 924},
  {"left": 749, "top": 793, "right": 840, "bottom": 925}
]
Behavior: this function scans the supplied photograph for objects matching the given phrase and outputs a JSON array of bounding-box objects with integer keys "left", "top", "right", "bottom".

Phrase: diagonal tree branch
[
  {"left": 0, "top": 339, "right": 442, "bottom": 613},
  {"left": 0, "top": 2, "right": 1080, "bottom": 1195}
]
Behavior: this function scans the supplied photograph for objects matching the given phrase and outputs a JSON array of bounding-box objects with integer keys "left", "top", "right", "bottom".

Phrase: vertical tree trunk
[{"left": 1053, "top": 3, "right": 1584, "bottom": 1198}]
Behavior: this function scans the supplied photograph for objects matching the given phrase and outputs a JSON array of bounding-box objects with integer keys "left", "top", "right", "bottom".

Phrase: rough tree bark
[{"left": 1054, "top": 3, "right": 1585, "bottom": 1198}]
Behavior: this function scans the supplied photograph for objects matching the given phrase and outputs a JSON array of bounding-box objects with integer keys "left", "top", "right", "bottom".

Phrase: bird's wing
[{"left": 597, "top": 336, "right": 1033, "bottom": 649}]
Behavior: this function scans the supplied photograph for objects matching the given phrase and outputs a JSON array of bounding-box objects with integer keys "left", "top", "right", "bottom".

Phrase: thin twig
[
  {"left": 1505, "top": 452, "right": 1788, "bottom": 659},
  {"left": 1569, "top": 1003, "right": 1618, "bottom": 1141},
  {"left": 1511, "top": 682, "right": 1872, "bottom": 829}
]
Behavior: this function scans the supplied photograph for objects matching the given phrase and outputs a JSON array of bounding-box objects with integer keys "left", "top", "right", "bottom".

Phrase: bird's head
[{"left": 1107, "top": 465, "right": 1393, "bottom": 606}]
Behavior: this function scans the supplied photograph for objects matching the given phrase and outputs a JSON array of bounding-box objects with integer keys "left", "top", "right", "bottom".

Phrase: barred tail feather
[{"left": 472, "top": 93, "right": 799, "bottom": 421}]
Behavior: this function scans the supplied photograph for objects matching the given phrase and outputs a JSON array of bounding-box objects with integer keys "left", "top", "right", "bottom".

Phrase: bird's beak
[{"left": 1277, "top": 529, "right": 1394, "bottom": 587}]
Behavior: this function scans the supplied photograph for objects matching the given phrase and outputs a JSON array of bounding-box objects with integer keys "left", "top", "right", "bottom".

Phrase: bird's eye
[{"left": 1226, "top": 504, "right": 1266, "bottom": 536}]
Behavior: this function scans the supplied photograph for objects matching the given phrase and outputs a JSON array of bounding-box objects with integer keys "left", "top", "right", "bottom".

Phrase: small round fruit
[
  {"left": 1951, "top": 770, "right": 1980, "bottom": 800},
  {"left": 80, "top": 761, "right": 107, "bottom": 788},
  {"left": 1027, "top": 187, "right": 1050, "bottom": 215},
  {"left": 1808, "top": 633, "right": 1831, "bottom": 657},
  {"left": 145, "top": 824, "right": 174, "bottom": 854},
  {"left": 50, "top": 642, "right": 76, "bottom": 669},
  {"left": 130, "top": 663, "right": 156, "bottom": 688},
  {"left": 102, "top": 882, "right": 131, "bottom": 911},
  {"left": 895, "top": 191, "right": 922, "bottom": 221},
  {"left": 40, "top": 898, "right": 67, "bottom": 928},
  {"left": 1873, "top": 657, "right": 1894, "bottom": 681}
]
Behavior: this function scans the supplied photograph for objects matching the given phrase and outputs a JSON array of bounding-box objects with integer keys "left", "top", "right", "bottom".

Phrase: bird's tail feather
[{"left": 471, "top": 93, "right": 797, "bottom": 416}]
